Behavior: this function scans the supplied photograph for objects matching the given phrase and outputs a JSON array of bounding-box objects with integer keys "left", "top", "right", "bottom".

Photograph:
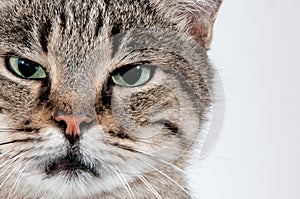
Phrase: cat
[{"left": 0, "top": 0, "right": 222, "bottom": 198}]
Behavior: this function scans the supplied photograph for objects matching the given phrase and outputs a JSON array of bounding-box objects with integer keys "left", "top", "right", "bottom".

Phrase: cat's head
[{"left": 0, "top": 0, "right": 222, "bottom": 198}]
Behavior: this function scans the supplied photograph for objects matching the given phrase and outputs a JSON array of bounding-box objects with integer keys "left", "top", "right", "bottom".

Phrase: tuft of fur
[{"left": 0, "top": 0, "right": 222, "bottom": 198}]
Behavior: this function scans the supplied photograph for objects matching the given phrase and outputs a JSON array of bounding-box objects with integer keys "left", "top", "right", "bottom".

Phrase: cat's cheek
[{"left": 0, "top": 80, "right": 44, "bottom": 110}]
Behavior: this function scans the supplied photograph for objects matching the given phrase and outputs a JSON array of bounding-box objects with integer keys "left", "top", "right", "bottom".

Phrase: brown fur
[{"left": 0, "top": 0, "right": 222, "bottom": 198}]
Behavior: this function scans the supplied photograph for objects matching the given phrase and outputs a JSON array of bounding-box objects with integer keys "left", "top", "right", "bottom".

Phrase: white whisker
[
  {"left": 0, "top": 159, "right": 14, "bottom": 178},
  {"left": 145, "top": 162, "right": 193, "bottom": 198},
  {"left": 8, "top": 160, "right": 32, "bottom": 199},
  {"left": 0, "top": 151, "right": 10, "bottom": 160},
  {"left": 115, "top": 166, "right": 136, "bottom": 199},
  {"left": 134, "top": 171, "right": 162, "bottom": 199},
  {"left": 131, "top": 149, "right": 188, "bottom": 174},
  {"left": 0, "top": 163, "right": 18, "bottom": 190},
  {"left": 150, "top": 156, "right": 188, "bottom": 175}
]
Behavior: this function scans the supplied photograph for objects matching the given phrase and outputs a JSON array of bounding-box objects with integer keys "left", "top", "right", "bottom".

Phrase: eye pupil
[
  {"left": 119, "top": 66, "right": 143, "bottom": 85},
  {"left": 18, "top": 59, "right": 39, "bottom": 78}
]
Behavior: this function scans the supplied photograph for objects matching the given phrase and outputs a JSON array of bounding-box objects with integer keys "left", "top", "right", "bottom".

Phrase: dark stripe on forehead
[
  {"left": 111, "top": 22, "right": 122, "bottom": 36},
  {"left": 94, "top": 9, "right": 104, "bottom": 38},
  {"left": 39, "top": 19, "right": 52, "bottom": 53},
  {"left": 59, "top": 11, "right": 67, "bottom": 34},
  {"left": 57, "top": 0, "right": 67, "bottom": 33}
]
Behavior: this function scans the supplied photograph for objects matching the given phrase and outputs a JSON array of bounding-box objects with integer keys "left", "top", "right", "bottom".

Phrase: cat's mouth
[{"left": 46, "top": 155, "right": 100, "bottom": 177}]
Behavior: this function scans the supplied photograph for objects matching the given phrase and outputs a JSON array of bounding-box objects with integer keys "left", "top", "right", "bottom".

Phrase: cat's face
[{"left": 0, "top": 0, "right": 221, "bottom": 198}]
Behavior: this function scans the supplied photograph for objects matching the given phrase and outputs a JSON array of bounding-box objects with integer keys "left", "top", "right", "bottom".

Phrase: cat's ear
[
  {"left": 177, "top": 0, "right": 223, "bottom": 49},
  {"left": 160, "top": 0, "right": 223, "bottom": 49}
]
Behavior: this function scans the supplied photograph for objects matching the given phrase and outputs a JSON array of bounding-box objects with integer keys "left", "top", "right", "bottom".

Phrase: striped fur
[{"left": 0, "top": 1, "right": 222, "bottom": 198}]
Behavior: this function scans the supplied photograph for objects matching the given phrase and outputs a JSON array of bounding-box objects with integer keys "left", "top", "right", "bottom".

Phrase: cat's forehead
[
  {"left": 0, "top": 0, "right": 159, "bottom": 37},
  {"left": 0, "top": 0, "right": 162, "bottom": 57},
  {"left": 0, "top": 0, "right": 158, "bottom": 22}
]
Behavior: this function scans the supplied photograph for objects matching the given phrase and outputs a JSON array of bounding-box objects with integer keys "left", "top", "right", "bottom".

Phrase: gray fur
[{"left": 0, "top": 0, "right": 222, "bottom": 198}]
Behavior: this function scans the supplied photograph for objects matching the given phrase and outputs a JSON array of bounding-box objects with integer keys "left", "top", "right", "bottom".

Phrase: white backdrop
[{"left": 189, "top": 0, "right": 300, "bottom": 198}]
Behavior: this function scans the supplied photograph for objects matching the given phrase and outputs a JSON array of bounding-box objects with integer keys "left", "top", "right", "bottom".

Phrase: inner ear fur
[
  {"left": 180, "top": 0, "right": 222, "bottom": 49},
  {"left": 162, "top": 0, "right": 223, "bottom": 49}
]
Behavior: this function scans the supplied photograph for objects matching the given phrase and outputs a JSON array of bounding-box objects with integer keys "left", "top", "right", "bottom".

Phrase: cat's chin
[
  {"left": 46, "top": 169, "right": 98, "bottom": 180},
  {"left": 45, "top": 155, "right": 100, "bottom": 178}
]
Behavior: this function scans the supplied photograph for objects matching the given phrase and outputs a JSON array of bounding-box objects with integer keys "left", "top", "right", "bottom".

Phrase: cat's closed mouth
[{"left": 46, "top": 155, "right": 100, "bottom": 177}]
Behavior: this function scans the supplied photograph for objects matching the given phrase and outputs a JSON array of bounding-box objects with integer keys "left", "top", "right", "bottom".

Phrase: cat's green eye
[
  {"left": 7, "top": 57, "right": 46, "bottom": 79},
  {"left": 112, "top": 65, "right": 153, "bottom": 87}
]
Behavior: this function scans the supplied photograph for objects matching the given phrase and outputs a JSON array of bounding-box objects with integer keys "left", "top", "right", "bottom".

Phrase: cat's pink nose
[{"left": 54, "top": 114, "right": 93, "bottom": 140}]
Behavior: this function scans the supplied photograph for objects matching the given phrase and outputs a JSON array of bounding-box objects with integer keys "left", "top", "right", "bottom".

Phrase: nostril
[
  {"left": 53, "top": 114, "right": 94, "bottom": 143},
  {"left": 55, "top": 119, "right": 67, "bottom": 130},
  {"left": 79, "top": 120, "right": 93, "bottom": 131}
]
